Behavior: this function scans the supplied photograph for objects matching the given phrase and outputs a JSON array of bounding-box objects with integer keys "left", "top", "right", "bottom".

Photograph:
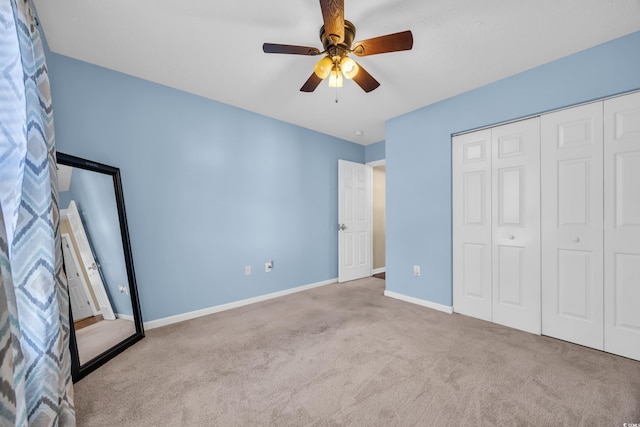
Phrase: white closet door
[
  {"left": 453, "top": 130, "right": 492, "bottom": 321},
  {"left": 491, "top": 118, "right": 541, "bottom": 334},
  {"left": 604, "top": 92, "right": 640, "bottom": 361},
  {"left": 541, "top": 103, "right": 604, "bottom": 349}
]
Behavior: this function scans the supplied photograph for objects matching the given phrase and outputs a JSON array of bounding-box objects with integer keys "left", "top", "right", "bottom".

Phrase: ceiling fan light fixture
[
  {"left": 314, "top": 56, "right": 333, "bottom": 79},
  {"left": 340, "top": 56, "right": 359, "bottom": 79},
  {"left": 328, "top": 66, "right": 343, "bottom": 88},
  {"left": 263, "top": 1, "right": 414, "bottom": 94}
]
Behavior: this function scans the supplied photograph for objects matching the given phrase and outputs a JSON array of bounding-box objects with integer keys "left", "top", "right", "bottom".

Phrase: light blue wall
[
  {"left": 60, "top": 169, "right": 132, "bottom": 316},
  {"left": 46, "top": 53, "right": 364, "bottom": 322},
  {"left": 59, "top": 190, "right": 71, "bottom": 213},
  {"left": 365, "top": 141, "right": 385, "bottom": 163},
  {"left": 386, "top": 31, "right": 640, "bottom": 307}
]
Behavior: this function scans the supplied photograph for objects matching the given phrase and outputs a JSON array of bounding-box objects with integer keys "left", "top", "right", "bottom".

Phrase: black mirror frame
[{"left": 57, "top": 152, "right": 144, "bottom": 382}]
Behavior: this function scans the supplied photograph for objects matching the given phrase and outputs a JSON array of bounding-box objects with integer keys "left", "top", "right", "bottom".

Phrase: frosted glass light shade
[
  {"left": 314, "top": 57, "right": 333, "bottom": 79},
  {"left": 340, "top": 56, "right": 359, "bottom": 79},
  {"left": 328, "top": 68, "right": 343, "bottom": 87}
]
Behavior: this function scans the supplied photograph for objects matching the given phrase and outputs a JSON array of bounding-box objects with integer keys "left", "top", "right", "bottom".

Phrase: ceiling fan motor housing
[{"left": 320, "top": 20, "right": 356, "bottom": 58}]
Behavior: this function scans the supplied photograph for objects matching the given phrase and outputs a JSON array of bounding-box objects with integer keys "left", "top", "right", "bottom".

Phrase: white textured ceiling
[{"left": 33, "top": 0, "right": 640, "bottom": 145}]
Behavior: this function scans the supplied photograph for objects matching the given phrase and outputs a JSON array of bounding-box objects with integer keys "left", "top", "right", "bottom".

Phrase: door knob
[
  {"left": 508, "top": 234, "right": 515, "bottom": 240},
  {"left": 573, "top": 237, "right": 580, "bottom": 243},
  {"left": 339, "top": 224, "right": 347, "bottom": 231}
]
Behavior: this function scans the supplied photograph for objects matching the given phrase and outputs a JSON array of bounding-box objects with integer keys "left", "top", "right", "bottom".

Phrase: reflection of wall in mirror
[{"left": 59, "top": 167, "right": 132, "bottom": 317}]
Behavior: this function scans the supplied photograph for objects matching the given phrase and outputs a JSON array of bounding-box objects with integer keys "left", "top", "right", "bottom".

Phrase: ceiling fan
[{"left": 262, "top": 0, "right": 413, "bottom": 93}]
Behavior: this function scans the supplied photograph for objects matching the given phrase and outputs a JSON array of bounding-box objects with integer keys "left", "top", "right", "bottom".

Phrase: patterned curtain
[{"left": 0, "top": 0, "right": 75, "bottom": 425}]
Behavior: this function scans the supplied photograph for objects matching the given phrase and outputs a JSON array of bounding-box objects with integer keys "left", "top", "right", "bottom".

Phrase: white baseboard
[
  {"left": 372, "top": 267, "right": 386, "bottom": 275},
  {"left": 116, "top": 314, "right": 134, "bottom": 321},
  {"left": 383, "top": 290, "right": 453, "bottom": 314},
  {"left": 144, "top": 278, "right": 338, "bottom": 330}
]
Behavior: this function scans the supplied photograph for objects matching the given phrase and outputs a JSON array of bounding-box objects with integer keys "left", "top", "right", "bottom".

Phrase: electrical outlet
[
  {"left": 245, "top": 265, "right": 251, "bottom": 276},
  {"left": 265, "top": 260, "right": 273, "bottom": 272},
  {"left": 413, "top": 265, "right": 421, "bottom": 276}
]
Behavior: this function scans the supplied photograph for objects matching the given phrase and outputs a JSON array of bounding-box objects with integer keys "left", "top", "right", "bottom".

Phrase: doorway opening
[{"left": 369, "top": 160, "right": 386, "bottom": 280}]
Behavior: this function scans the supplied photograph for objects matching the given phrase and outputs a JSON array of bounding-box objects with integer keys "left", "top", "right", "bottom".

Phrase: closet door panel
[
  {"left": 541, "top": 102, "right": 604, "bottom": 350},
  {"left": 492, "top": 118, "right": 541, "bottom": 334},
  {"left": 496, "top": 245, "right": 524, "bottom": 305},
  {"left": 604, "top": 92, "right": 640, "bottom": 361},
  {"left": 453, "top": 130, "right": 492, "bottom": 321}
]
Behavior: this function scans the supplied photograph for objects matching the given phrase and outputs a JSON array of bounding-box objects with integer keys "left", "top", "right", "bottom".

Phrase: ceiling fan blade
[
  {"left": 263, "top": 43, "right": 321, "bottom": 56},
  {"left": 352, "top": 62, "right": 380, "bottom": 93},
  {"left": 300, "top": 72, "right": 323, "bottom": 92},
  {"left": 319, "top": 0, "right": 344, "bottom": 44},
  {"left": 352, "top": 30, "right": 413, "bottom": 57}
]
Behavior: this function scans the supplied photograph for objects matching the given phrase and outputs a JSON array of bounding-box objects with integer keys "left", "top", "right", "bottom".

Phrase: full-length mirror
[{"left": 56, "top": 152, "right": 144, "bottom": 382}]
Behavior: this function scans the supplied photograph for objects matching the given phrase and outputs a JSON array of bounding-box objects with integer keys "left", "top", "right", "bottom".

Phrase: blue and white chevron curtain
[{"left": 1, "top": 0, "right": 75, "bottom": 425}]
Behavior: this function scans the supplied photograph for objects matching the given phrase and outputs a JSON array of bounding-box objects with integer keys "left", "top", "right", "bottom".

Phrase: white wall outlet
[
  {"left": 245, "top": 265, "right": 251, "bottom": 276},
  {"left": 413, "top": 265, "right": 421, "bottom": 276},
  {"left": 265, "top": 260, "right": 273, "bottom": 272}
]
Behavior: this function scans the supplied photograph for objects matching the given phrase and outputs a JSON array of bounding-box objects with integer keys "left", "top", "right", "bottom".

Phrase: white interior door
[
  {"left": 452, "top": 129, "right": 492, "bottom": 321},
  {"left": 604, "top": 92, "right": 640, "bottom": 361},
  {"left": 62, "top": 233, "right": 95, "bottom": 320},
  {"left": 63, "top": 201, "right": 116, "bottom": 320},
  {"left": 541, "top": 102, "right": 604, "bottom": 349},
  {"left": 491, "top": 118, "right": 541, "bottom": 334},
  {"left": 338, "top": 160, "right": 372, "bottom": 282}
]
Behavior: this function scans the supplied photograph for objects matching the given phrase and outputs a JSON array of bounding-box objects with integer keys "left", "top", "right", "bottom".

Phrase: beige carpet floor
[
  {"left": 76, "top": 318, "right": 136, "bottom": 365},
  {"left": 74, "top": 277, "right": 640, "bottom": 426}
]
